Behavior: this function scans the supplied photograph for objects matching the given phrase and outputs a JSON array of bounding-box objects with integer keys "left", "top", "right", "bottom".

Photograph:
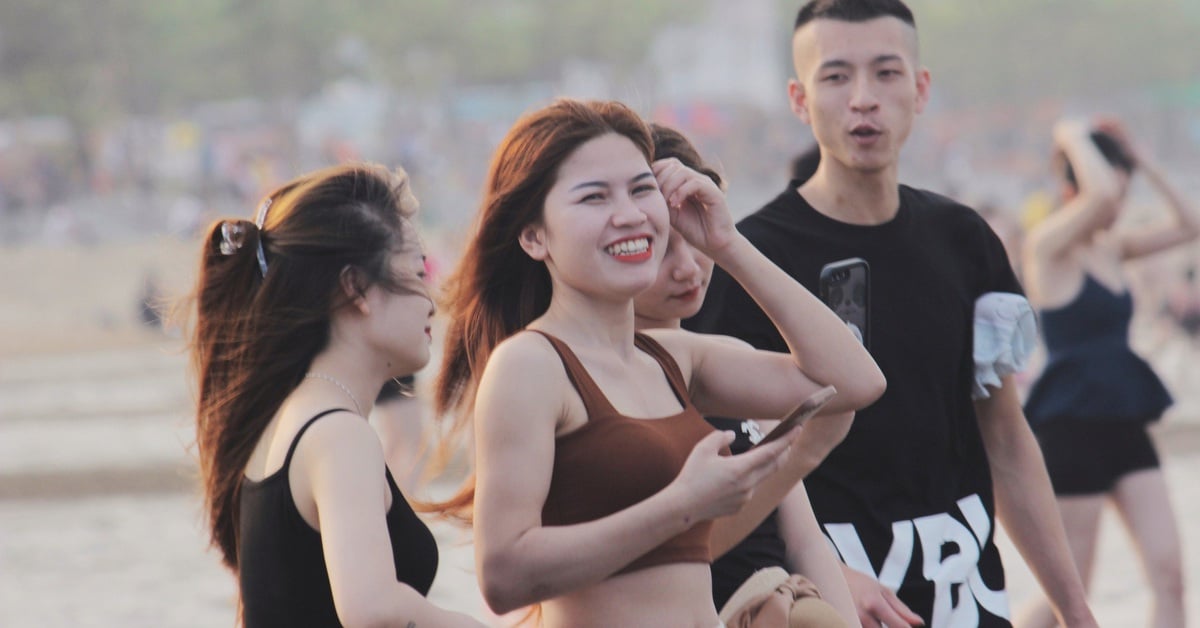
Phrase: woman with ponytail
[
  {"left": 184, "top": 163, "right": 483, "bottom": 627},
  {"left": 433, "top": 99, "right": 885, "bottom": 626}
]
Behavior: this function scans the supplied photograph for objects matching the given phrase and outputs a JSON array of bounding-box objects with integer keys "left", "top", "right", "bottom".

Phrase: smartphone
[
  {"left": 753, "top": 385, "right": 838, "bottom": 447},
  {"left": 819, "top": 258, "right": 870, "bottom": 349}
]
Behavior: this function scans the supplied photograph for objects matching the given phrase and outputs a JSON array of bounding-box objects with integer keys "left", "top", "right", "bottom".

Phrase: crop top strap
[
  {"left": 281, "top": 408, "right": 354, "bottom": 470},
  {"left": 633, "top": 332, "right": 692, "bottom": 408},
  {"left": 524, "top": 329, "right": 618, "bottom": 418}
]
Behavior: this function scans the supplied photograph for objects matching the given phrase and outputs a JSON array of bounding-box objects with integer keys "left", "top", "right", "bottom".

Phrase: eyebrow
[
  {"left": 569, "top": 171, "right": 655, "bottom": 193},
  {"left": 818, "top": 54, "right": 905, "bottom": 72}
]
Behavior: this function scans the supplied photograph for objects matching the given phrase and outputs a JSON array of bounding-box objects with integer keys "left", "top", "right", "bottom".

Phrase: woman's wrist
[
  {"left": 705, "top": 232, "right": 754, "bottom": 274},
  {"left": 657, "top": 481, "right": 704, "bottom": 535}
]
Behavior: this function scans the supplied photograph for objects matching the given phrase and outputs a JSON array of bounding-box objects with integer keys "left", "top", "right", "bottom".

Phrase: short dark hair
[
  {"left": 794, "top": 0, "right": 916, "bottom": 32},
  {"left": 1062, "top": 130, "right": 1136, "bottom": 191}
]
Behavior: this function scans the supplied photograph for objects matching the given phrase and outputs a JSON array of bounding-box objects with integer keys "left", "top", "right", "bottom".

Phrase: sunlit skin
[
  {"left": 360, "top": 245, "right": 436, "bottom": 378},
  {"left": 1060, "top": 168, "right": 1131, "bottom": 233},
  {"left": 633, "top": 229, "right": 714, "bottom": 330},
  {"left": 521, "top": 133, "right": 671, "bottom": 308}
]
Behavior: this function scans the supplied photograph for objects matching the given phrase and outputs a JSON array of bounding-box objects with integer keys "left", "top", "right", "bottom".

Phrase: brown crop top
[{"left": 531, "top": 329, "right": 719, "bottom": 575}]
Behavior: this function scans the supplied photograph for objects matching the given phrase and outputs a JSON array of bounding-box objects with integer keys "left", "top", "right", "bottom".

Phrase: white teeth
[{"left": 606, "top": 237, "right": 649, "bottom": 256}]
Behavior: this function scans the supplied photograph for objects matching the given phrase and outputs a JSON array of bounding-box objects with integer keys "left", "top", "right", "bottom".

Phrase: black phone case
[{"left": 819, "top": 258, "right": 870, "bottom": 349}]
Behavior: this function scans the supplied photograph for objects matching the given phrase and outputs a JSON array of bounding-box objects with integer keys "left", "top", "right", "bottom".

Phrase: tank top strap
[
  {"left": 634, "top": 332, "right": 692, "bottom": 408},
  {"left": 524, "top": 329, "right": 619, "bottom": 418},
  {"left": 281, "top": 408, "right": 354, "bottom": 470}
]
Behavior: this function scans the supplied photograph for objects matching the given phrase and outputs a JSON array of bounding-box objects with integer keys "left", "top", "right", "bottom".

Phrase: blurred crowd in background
[{"left": 1, "top": 0, "right": 1198, "bottom": 381}]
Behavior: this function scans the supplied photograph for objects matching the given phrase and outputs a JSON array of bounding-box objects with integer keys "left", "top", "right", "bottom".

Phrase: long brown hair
[
  {"left": 430, "top": 99, "right": 652, "bottom": 520},
  {"left": 183, "top": 163, "right": 423, "bottom": 570}
]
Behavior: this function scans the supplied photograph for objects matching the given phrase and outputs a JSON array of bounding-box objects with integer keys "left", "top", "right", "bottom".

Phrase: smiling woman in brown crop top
[{"left": 433, "top": 99, "right": 886, "bottom": 627}]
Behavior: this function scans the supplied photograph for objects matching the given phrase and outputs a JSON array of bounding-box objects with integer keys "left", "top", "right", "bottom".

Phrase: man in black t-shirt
[{"left": 687, "top": 2, "right": 1097, "bottom": 627}]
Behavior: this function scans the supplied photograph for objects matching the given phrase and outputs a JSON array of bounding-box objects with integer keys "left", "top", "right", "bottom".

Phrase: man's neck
[{"left": 798, "top": 161, "right": 901, "bottom": 225}]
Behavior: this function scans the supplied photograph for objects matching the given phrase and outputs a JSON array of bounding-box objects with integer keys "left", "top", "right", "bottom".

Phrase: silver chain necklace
[{"left": 304, "top": 372, "right": 363, "bottom": 416}]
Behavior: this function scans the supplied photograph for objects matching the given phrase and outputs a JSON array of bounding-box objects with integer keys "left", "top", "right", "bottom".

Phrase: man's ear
[
  {"left": 788, "top": 78, "right": 811, "bottom": 125},
  {"left": 339, "top": 266, "right": 370, "bottom": 315},
  {"left": 518, "top": 223, "right": 548, "bottom": 261},
  {"left": 914, "top": 67, "right": 932, "bottom": 115}
]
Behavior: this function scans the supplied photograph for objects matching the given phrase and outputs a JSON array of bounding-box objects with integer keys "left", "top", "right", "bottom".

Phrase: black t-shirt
[{"left": 687, "top": 182, "right": 1022, "bottom": 627}]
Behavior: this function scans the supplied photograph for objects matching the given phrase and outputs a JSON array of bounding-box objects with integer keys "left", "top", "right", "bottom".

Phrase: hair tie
[
  {"left": 253, "top": 198, "right": 272, "bottom": 278},
  {"left": 218, "top": 221, "right": 247, "bottom": 256}
]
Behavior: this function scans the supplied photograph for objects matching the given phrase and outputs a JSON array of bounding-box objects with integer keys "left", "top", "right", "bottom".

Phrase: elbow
[
  {"left": 864, "top": 369, "right": 887, "bottom": 407},
  {"left": 481, "top": 583, "right": 522, "bottom": 616},
  {"left": 842, "top": 366, "right": 886, "bottom": 411},
  {"left": 337, "top": 602, "right": 401, "bottom": 628},
  {"left": 480, "top": 553, "right": 536, "bottom": 615}
]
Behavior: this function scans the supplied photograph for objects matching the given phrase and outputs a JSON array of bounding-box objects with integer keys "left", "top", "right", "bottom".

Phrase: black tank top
[{"left": 238, "top": 409, "right": 438, "bottom": 627}]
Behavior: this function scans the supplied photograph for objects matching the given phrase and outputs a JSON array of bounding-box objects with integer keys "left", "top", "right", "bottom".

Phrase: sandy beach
[{"left": 2, "top": 239, "right": 1198, "bottom": 626}]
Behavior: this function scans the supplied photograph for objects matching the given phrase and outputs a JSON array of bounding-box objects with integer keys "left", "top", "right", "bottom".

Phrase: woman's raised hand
[
  {"left": 1051, "top": 118, "right": 1089, "bottom": 148},
  {"left": 652, "top": 158, "right": 735, "bottom": 257}
]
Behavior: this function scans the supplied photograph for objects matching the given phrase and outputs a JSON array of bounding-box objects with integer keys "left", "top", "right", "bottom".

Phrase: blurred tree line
[
  {"left": 0, "top": 0, "right": 690, "bottom": 129},
  {"left": 0, "top": 0, "right": 1196, "bottom": 131}
]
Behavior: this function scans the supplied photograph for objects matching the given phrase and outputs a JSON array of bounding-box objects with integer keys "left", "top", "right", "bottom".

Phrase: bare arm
[
  {"left": 974, "top": 376, "right": 1098, "bottom": 627},
  {"left": 776, "top": 477, "right": 861, "bottom": 627},
  {"left": 653, "top": 157, "right": 886, "bottom": 415},
  {"left": 1024, "top": 120, "right": 1122, "bottom": 268},
  {"left": 1116, "top": 146, "right": 1200, "bottom": 259},
  {"left": 702, "top": 234, "right": 885, "bottom": 408},
  {"left": 473, "top": 335, "right": 798, "bottom": 614},
  {"left": 301, "top": 415, "right": 484, "bottom": 627}
]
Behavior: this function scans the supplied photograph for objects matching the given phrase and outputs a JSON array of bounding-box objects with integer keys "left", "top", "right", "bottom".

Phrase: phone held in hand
[
  {"left": 753, "top": 385, "right": 838, "bottom": 448},
  {"left": 819, "top": 257, "right": 870, "bottom": 349}
]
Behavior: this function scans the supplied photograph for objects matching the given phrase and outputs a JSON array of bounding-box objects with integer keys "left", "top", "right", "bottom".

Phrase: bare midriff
[{"left": 540, "top": 562, "right": 719, "bottom": 628}]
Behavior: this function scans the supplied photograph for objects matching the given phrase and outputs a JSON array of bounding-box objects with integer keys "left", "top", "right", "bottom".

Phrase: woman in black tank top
[
  {"left": 183, "top": 164, "right": 484, "bottom": 627},
  {"left": 432, "top": 100, "right": 885, "bottom": 626}
]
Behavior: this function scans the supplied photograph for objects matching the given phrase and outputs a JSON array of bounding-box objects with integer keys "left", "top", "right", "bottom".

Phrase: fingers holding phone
[
  {"left": 754, "top": 385, "right": 838, "bottom": 447},
  {"left": 672, "top": 429, "right": 795, "bottom": 521},
  {"left": 751, "top": 385, "right": 853, "bottom": 478}
]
